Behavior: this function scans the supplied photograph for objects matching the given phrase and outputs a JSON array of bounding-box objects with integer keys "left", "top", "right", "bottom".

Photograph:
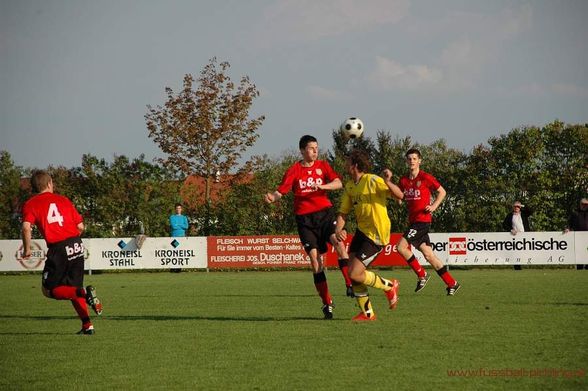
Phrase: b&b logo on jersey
[
  {"left": 404, "top": 188, "right": 421, "bottom": 200},
  {"left": 449, "top": 237, "right": 467, "bottom": 255},
  {"left": 66, "top": 241, "right": 85, "bottom": 261},
  {"left": 299, "top": 177, "right": 323, "bottom": 190}
]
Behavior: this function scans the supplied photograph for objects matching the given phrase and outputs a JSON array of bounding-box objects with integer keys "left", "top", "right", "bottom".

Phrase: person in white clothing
[{"left": 502, "top": 200, "right": 533, "bottom": 270}]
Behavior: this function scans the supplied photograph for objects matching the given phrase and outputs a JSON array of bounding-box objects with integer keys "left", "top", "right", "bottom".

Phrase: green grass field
[{"left": 0, "top": 269, "right": 586, "bottom": 390}]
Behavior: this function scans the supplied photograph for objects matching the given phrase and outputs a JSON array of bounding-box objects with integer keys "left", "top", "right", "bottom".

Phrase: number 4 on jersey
[{"left": 47, "top": 203, "right": 64, "bottom": 226}]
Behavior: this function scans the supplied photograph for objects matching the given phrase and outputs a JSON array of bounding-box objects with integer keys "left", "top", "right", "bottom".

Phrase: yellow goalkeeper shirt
[{"left": 339, "top": 173, "right": 391, "bottom": 246}]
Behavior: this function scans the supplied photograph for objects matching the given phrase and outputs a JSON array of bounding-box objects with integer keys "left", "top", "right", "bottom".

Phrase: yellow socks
[
  {"left": 363, "top": 271, "right": 393, "bottom": 291},
  {"left": 352, "top": 282, "right": 375, "bottom": 318}
]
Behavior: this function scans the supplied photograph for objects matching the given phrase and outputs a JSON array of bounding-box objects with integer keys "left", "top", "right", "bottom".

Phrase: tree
[
  {"left": 70, "top": 154, "right": 180, "bottom": 237},
  {"left": 451, "top": 121, "right": 587, "bottom": 232},
  {"left": 145, "top": 57, "right": 265, "bottom": 234},
  {"left": 0, "top": 151, "right": 26, "bottom": 239},
  {"left": 214, "top": 154, "right": 299, "bottom": 236},
  {"left": 536, "top": 121, "right": 588, "bottom": 229}
]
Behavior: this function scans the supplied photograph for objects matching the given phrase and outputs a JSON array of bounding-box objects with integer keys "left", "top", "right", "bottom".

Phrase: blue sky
[{"left": 1, "top": 0, "right": 587, "bottom": 169}]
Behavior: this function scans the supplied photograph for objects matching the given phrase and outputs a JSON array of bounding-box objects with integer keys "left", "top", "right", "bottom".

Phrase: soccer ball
[{"left": 340, "top": 117, "right": 364, "bottom": 139}]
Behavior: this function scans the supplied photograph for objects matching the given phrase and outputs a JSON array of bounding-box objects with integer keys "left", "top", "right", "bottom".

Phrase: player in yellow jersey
[{"left": 335, "top": 149, "right": 404, "bottom": 321}]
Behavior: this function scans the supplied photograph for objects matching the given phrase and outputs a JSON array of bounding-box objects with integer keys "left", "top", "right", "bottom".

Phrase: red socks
[
  {"left": 407, "top": 255, "right": 457, "bottom": 288},
  {"left": 313, "top": 271, "right": 332, "bottom": 305},
  {"left": 406, "top": 255, "right": 426, "bottom": 279},
  {"left": 50, "top": 286, "right": 91, "bottom": 327},
  {"left": 436, "top": 266, "right": 457, "bottom": 287},
  {"left": 337, "top": 258, "right": 352, "bottom": 287},
  {"left": 51, "top": 286, "right": 82, "bottom": 300},
  {"left": 71, "top": 296, "right": 92, "bottom": 328}
]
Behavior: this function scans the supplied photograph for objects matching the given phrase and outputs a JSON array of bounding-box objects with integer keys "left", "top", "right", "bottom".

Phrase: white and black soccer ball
[{"left": 340, "top": 117, "right": 364, "bottom": 139}]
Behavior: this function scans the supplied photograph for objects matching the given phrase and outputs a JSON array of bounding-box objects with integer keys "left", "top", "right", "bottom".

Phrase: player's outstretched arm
[
  {"left": 315, "top": 178, "right": 342, "bottom": 191},
  {"left": 382, "top": 169, "right": 404, "bottom": 200}
]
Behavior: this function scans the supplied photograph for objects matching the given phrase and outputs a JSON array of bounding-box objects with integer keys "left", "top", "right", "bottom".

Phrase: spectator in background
[
  {"left": 170, "top": 204, "right": 189, "bottom": 237},
  {"left": 502, "top": 200, "right": 533, "bottom": 270},
  {"left": 564, "top": 198, "right": 588, "bottom": 270},
  {"left": 169, "top": 203, "right": 189, "bottom": 272}
]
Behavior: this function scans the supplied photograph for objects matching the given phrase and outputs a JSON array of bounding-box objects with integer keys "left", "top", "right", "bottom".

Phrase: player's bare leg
[
  {"left": 419, "top": 244, "right": 444, "bottom": 270},
  {"left": 308, "top": 248, "right": 322, "bottom": 274}
]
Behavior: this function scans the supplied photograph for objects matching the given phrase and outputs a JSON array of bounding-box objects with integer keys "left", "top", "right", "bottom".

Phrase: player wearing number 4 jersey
[
  {"left": 21, "top": 170, "right": 103, "bottom": 335},
  {"left": 396, "top": 148, "right": 460, "bottom": 296},
  {"left": 265, "top": 135, "right": 353, "bottom": 319}
]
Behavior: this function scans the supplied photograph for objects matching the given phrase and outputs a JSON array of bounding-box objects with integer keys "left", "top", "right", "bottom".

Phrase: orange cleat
[
  {"left": 352, "top": 312, "right": 377, "bottom": 322},
  {"left": 385, "top": 279, "right": 399, "bottom": 309}
]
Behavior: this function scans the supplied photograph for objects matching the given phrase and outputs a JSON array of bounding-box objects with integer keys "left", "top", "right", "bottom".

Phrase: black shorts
[
  {"left": 42, "top": 237, "right": 85, "bottom": 290},
  {"left": 403, "top": 222, "right": 432, "bottom": 248},
  {"left": 295, "top": 207, "right": 337, "bottom": 255},
  {"left": 349, "top": 230, "right": 383, "bottom": 267}
]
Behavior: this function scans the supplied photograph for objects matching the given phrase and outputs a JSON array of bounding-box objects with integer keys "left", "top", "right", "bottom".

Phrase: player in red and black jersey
[
  {"left": 396, "top": 148, "right": 460, "bottom": 295},
  {"left": 21, "top": 170, "right": 103, "bottom": 334},
  {"left": 265, "top": 135, "right": 352, "bottom": 319}
]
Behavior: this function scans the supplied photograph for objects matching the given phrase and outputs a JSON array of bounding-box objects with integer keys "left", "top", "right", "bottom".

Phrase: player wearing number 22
[
  {"left": 265, "top": 135, "right": 353, "bottom": 319},
  {"left": 396, "top": 148, "right": 460, "bottom": 296},
  {"left": 21, "top": 170, "right": 103, "bottom": 335}
]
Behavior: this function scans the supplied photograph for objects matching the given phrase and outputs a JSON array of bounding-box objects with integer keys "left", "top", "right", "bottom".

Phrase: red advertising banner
[{"left": 207, "top": 234, "right": 407, "bottom": 269}]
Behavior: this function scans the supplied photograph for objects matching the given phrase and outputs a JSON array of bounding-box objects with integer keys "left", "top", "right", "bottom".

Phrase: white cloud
[
  {"left": 381, "top": 3, "right": 535, "bottom": 94},
  {"left": 258, "top": 0, "right": 410, "bottom": 44},
  {"left": 411, "top": 3, "right": 533, "bottom": 41},
  {"left": 366, "top": 56, "right": 442, "bottom": 90},
  {"left": 437, "top": 38, "right": 488, "bottom": 91}
]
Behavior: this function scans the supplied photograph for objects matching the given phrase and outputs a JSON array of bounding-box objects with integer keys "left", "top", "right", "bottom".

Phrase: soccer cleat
[
  {"left": 76, "top": 325, "right": 95, "bottom": 335},
  {"left": 322, "top": 304, "right": 334, "bottom": 319},
  {"left": 346, "top": 285, "right": 355, "bottom": 298},
  {"left": 415, "top": 273, "right": 431, "bottom": 293},
  {"left": 384, "top": 279, "right": 399, "bottom": 309},
  {"left": 85, "top": 285, "right": 103, "bottom": 315},
  {"left": 446, "top": 282, "right": 461, "bottom": 296},
  {"left": 352, "top": 312, "right": 377, "bottom": 322}
]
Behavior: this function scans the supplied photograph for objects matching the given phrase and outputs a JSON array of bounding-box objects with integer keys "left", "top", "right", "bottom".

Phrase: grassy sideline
[{"left": 0, "top": 269, "right": 586, "bottom": 390}]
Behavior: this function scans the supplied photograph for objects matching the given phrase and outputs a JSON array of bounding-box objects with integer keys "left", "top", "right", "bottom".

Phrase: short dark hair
[
  {"left": 299, "top": 135, "right": 317, "bottom": 150},
  {"left": 30, "top": 170, "right": 52, "bottom": 193},
  {"left": 348, "top": 149, "right": 371, "bottom": 172},
  {"left": 175, "top": 203, "right": 183, "bottom": 208},
  {"left": 405, "top": 148, "right": 422, "bottom": 159}
]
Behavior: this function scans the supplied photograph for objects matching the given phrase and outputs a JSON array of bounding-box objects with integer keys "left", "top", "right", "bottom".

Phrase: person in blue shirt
[
  {"left": 169, "top": 204, "right": 189, "bottom": 273},
  {"left": 169, "top": 204, "right": 189, "bottom": 237}
]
